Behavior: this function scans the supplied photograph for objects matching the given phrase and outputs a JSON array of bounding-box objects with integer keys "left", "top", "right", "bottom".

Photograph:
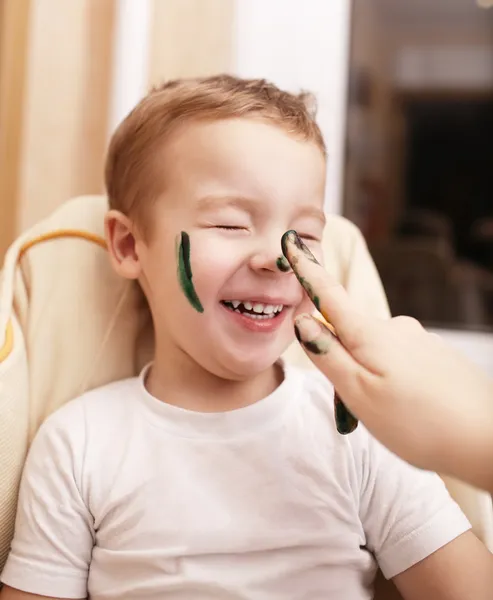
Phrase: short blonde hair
[{"left": 105, "top": 74, "right": 326, "bottom": 223}]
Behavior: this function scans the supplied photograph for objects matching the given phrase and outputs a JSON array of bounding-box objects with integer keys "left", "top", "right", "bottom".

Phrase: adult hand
[{"left": 281, "top": 230, "right": 493, "bottom": 491}]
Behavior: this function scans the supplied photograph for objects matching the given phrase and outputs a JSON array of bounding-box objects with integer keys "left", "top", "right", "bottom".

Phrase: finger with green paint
[
  {"left": 281, "top": 230, "right": 342, "bottom": 330},
  {"left": 282, "top": 229, "right": 358, "bottom": 435}
]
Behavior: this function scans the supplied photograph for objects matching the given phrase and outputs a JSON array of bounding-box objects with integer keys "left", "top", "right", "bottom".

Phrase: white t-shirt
[{"left": 2, "top": 363, "right": 470, "bottom": 599}]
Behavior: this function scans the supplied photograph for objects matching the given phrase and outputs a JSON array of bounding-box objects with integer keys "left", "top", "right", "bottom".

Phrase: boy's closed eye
[
  {"left": 299, "top": 233, "right": 322, "bottom": 242},
  {"left": 215, "top": 225, "right": 248, "bottom": 231},
  {"left": 211, "top": 225, "right": 322, "bottom": 246},
  {"left": 212, "top": 226, "right": 321, "bottom": 245}
]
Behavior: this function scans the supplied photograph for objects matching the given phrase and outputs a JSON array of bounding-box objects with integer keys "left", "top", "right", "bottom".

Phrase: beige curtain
[{"left": 0, "top": 0, "right": 235, "bottom": 263}]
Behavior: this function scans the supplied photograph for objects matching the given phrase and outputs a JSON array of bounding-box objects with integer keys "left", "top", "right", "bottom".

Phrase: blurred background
[
  {"left": 345, "top": 0, "right": 493, "bottom": 373},
  {"left": 1, "top": 0, "right": 492, "bottom": 370}
]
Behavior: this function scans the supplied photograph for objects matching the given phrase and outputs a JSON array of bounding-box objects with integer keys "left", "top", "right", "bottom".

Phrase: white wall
[
  {"left": 108, "top": 0, "right": 152, "bottom": 137},
  {"left": 430, "top": 329, "right": 493, "bottom": 379},
  {"left": 107, "top": 0, "right": 352, "bottom": 214},
  {"left": 233, "top": 0, "right": 352, "bottom": 216},
  {"left": 395, "top": 45, "right": 493, "bottom": 91}
]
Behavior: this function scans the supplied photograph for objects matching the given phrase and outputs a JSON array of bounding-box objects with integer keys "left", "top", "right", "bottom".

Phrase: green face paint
[
  {"left": 334, "top": 393, "right": 358, "bottom": 435},
  {"left": 276, "top": 255, "right": 291, "bottom": 272},
  {"left": 176, "top": 231, "right": 204, "bottom": 313},
  {"left": 294, "top": 316, "right": 359, "bottom": 436}
]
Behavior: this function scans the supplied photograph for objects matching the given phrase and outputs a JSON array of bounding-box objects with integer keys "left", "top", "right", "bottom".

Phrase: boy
[{"left": 1, "top": 76, "right": 492, "bottom": 599}]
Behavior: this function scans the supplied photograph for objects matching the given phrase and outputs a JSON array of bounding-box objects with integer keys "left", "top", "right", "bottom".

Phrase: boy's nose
[
  {"left": 249, "top": 240, "right": 287, "bottom": 274},
  {"left": 250, "top": 252, "right": 278, "bottom": 273}
]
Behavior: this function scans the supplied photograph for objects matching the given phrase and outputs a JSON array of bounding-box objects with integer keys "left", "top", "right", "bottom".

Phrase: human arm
[
  {"left": 352, "top": 425, "right": 493, "bottom": 599},
  {"left": 0, "top": 585, "right": 83, "bottom": 600},
  {"left": 393, "top": 531, "right": 493, "bottom": 600},
  {"left": 0, "top": 401, "right": 93, "bottom": 599},
  {"left": 281, "top": 230, "right": 493, "bottom": 492}
]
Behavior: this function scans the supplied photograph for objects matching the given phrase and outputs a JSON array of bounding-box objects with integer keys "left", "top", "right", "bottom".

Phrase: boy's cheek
[{"left": 293, "top": 293, "right": 316, "bottom": 319}]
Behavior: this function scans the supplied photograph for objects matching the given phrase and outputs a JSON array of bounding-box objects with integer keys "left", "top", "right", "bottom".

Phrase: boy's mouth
[{"left": 220, "top": 300, "right": 285, "bottom": 320}]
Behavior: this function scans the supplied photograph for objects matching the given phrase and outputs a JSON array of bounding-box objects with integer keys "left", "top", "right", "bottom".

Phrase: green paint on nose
[
  {"left": 177, "top": 231, "right": 204, "bottom": 313},
  {"left": 276, "top": 255, "right": 291, "bottom": 272}
]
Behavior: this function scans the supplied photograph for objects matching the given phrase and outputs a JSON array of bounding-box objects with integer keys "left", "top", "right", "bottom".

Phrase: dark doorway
[{"left": 404, "top": 97, "right": 493, "bottom": 268}]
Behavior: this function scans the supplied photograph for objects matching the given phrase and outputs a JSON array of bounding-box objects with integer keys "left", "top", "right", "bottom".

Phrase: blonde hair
[{"left": 105, "top": 74, "right": 326, "bottom": 223}]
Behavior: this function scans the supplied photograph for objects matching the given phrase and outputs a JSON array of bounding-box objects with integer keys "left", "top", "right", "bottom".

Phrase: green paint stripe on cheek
[{"left": 177, "top": 231, "right": 204, "bottom": 313}]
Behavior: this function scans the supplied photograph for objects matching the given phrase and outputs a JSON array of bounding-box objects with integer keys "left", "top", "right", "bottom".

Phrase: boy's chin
[
  {"left": 209, "top": 345, "right": 289, "bottom": 382},
  {"left": 221, "top": 358, "right": 279, "bottom": 381}
]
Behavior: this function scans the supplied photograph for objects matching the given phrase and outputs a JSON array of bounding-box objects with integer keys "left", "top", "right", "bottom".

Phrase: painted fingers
[
  {"left": 281, "top": 230, "right": 362, "bottom": 344},
  {"left": 282, "top": 230, "right": 359, "bottom": 434}
]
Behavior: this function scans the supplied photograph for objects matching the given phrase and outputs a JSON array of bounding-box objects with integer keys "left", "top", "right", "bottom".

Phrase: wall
[
  {"left": 388, "top": 23, "right": 493, "bottom": 91},
  {"left": 0, "top": 0, "right": 31, "bottom": 259},
  {"left": 430, "top": 329, "right": 493, "bottom": 378},
  {"left": 16, "top": 0, "right": 115, "bottom": 233},
  {"left": 343, "top": 0, "right": 396, "bottom": 236},
  {"left": 8, "top": 0, "right": 236, "bottom": 244},
  {"left": 5, "top": 0, "right": 351, "bottom": 251},
  {"left": 234, "top": 0, "right": 352, "bottom": 215},
  {"left": 149, "top": 0, "right": 234, "bottom": 85}
]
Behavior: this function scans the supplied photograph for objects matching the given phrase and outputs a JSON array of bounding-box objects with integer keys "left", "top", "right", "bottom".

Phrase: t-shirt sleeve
[
  {"left": 1, "top": 400, "right": 94, "bottom": 599},
  {"left": 356, "top": 428, "right": 471, "bottom": 580}
]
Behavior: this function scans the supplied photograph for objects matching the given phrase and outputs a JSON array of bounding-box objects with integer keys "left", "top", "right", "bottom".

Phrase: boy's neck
[{"left": 146, "top": 343, "right": 284, "bottom": 413}]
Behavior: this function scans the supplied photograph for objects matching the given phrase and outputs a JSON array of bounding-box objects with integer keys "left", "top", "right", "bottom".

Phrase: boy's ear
[{"left": 105, "top": 210, "right": 142, "bottom": 280}]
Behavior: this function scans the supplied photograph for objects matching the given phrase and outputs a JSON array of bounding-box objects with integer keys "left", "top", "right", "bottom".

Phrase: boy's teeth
[{"left": 223, "top": 300, "right": 285, "bottom": 315}]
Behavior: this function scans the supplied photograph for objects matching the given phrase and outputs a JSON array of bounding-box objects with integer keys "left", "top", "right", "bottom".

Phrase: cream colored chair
[{"left": 0, "top": 195, "right": 492, "bottom": 599}]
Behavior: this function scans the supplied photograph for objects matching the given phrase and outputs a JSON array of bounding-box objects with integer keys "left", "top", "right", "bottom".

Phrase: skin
[
  {"left": 281, "top": 231, "right": 493, "bottom": 598},
  {"left": 104, "top": 118, "right": 326, "bottom": 413},
  {"left": 0, "top": 590, "right": 80, "bottom": 600},
  {"left": 284, "top": 229, "right": 493, "bottom": 494},
  {"left": 282, "top": 230, "right": 321, "bottom": 311},
  {"left": 2, "top": 118, "right": 327, "bottom": 599},
  {"left": 5, "top": 121, "right": 493, "bottom": 600},
  {"left": 288, "top": 235, "right": 358, "bottom": 434}
]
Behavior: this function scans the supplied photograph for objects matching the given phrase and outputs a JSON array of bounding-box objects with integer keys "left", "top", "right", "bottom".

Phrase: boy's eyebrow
[
  {"left": 197, "top": 195, "right": 326, "bottom": 225},
  {"left": 196, "top": 195, "right": 259, "bottom": 212},
  {"left": 299, "top": 206, "right": 326, "bottom": 226}
]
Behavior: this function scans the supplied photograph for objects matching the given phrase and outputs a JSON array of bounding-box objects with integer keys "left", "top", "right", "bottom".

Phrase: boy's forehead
[
  {"left": 165, "top": 118, "right": 324, "bottom": 167},
  {"left": 163, "top": 119, "right": 326, "bottom": 201}
]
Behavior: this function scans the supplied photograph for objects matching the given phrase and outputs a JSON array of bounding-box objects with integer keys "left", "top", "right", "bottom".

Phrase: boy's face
[{"left": 111, "top": 118, "right": 326, "bottom": 380}]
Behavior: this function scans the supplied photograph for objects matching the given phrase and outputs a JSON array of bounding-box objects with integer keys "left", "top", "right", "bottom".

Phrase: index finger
[{"left": 281, "top": 230, "right": 368, "bottom": 349}]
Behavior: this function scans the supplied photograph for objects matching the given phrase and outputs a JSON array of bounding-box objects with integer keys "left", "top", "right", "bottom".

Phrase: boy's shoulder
[
  {"left": 39, "top": 374, "right": 141, "bottom": 440},
  {"left": 288, "top": 362, "right": 339, "bottom": 417},
  {"left": 288, "top": 363, "right": 370, "bottom": 448}
]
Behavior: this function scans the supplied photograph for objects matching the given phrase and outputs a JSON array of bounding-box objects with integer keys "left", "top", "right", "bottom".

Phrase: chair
[{"left": 1, "top": 195, "right": 491, "bottom": 599}]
